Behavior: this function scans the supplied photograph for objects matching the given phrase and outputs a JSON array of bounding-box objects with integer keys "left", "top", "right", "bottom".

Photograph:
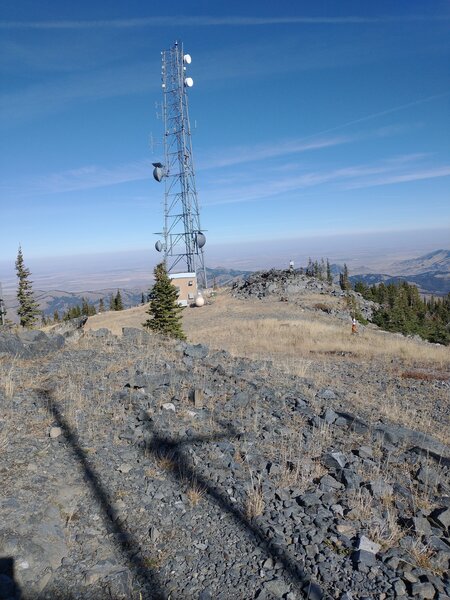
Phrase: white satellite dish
[
  {"left": 183, "top": 54, "right": 192, "bottom": 64},
  {"left": 184, "top": 77, "right": 194, "bottom": 88}
]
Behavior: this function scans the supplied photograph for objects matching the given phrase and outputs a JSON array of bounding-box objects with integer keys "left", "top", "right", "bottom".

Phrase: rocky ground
[
  {"left": 231, "top": 269, "right": 377, "bottom": 321},
  {"left": 0, "top": 315, "right": 449, "bottom": 599}
]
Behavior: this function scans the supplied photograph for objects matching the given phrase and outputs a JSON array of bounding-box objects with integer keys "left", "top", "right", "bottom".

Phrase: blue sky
[{"left": 1, "top": 0, "right": 449, "bottom": 273}]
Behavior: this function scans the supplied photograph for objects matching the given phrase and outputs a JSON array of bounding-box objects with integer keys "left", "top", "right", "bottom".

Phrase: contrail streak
[{"left": 1, "top": 14, "right": 449, "bottom": 29}]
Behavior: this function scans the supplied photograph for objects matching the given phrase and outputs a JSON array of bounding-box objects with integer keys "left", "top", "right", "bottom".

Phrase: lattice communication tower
[{"left": 152, "top": 41, "right": 207, "bottom": 289}]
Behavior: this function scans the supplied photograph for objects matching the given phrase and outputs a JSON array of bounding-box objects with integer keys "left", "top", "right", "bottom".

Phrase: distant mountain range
[
  {"left": 349, "top": 249, "right": 449, "bottom": 296},
  {"left": 3, "top": 288, "right": 147, "bottom": 321},
  {"left": 205, "top": 266, "right": 253, "bottom": 286},
  {"left": 2, "top": 267, "right": 253, "bottom": 322},
  {"left": 388, "top": 249, "right": 450, "bottom": 275},
  {"left": 2, "top": 252, "right": 448, "bottom": 322}
]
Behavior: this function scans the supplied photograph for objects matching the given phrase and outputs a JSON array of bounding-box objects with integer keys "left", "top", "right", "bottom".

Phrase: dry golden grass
[
  {"left": 84, "top": 304, "right": 149, "bottom": 336},
  {"left": 84, "top": 291, "right": 449, "bottom": 367},
  {"left": 0, "top": 357, "right": 16, "bottom": 399},
  {"left": 81, "top": 289, "right": 449, "bottom": 440},
  {"left": 182, "top": 293, "right": 449, "bottom": 366},
  {"left": 401, "top": 369, "right": 449, "bottom": 381},
  {"left": 185, "top": 479, "right": 206, "bottom": 507},
  {"left": 245, "top": 481, "right": 264, "bottom": 520},
  {"left": 407, "top": 539, "right": 442, "bottom": 575}
]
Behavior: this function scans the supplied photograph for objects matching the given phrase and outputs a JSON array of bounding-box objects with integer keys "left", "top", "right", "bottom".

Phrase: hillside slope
[{"left": 1, "top": 284, "right": 449, "bottom": 599}]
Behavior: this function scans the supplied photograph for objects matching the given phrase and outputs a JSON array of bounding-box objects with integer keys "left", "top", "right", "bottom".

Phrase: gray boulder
[
  {"left": 184, "top": 343, "right": 209, "bottom": 359},
  {"left": 0, "top": 329, "right": 65, "bottom": 358},
  {"left": 48, "top": 316, "right": 87, "bottom": 343}
]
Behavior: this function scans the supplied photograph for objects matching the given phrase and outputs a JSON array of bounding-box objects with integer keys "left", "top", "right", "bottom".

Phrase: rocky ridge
[
  {"left": 0, "top": 325, "right": 449, "bottom": 599},
  {"left": 231, "top": 270, "right": 376, "bottom": 321}
]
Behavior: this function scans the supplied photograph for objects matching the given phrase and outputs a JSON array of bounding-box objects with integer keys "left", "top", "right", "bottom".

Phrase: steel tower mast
[{"left": 153, "top": 41, "right": 207, "bottom": 289}]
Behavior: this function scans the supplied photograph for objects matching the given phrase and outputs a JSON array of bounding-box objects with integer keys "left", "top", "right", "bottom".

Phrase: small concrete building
[{"left": 169, "top": 272, "right": 197, "bottom": 307}]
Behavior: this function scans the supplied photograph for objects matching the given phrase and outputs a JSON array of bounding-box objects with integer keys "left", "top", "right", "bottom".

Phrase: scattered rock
[
  {"left": 0, "top": 329, "right": 65, "bottom": 358},
  {"left": 49, "top": 427, "right": 62, "bottom": 439},
  {"left": 356, "top": 535, "right": 381, "bottom": 555},
  {"left": 368, "top": 478, "right": 393, "bottom": 499},
  {"left": 432, "top": 507, "right": 450, "bottom": 530},
  {"left": 1, "top": 314, "right": 448, "bottom": 600},
  {"left": 410, "top": 581, "right": 436, "bottom": 599},
  {"left": 117, "top": 463, "right": 133, "bottom": 474},
  {"left": 183, "top": 343, "right": 209, "bottom": 359}
]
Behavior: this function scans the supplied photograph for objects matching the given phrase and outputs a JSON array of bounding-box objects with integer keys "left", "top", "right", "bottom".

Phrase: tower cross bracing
[{"left": 153, "top": 41, "right": 207, "bottom": 289}]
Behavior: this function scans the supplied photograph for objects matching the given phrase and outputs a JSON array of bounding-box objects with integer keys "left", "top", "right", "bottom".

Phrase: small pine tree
[
  {"left": 53, "top": 310, "right": 60, "bottom": 322},
  {"left": 320, "top": 258, "right": 326, "bottom": 281},
  {"left": 326, "top": 259, "right": 333, "bottom": 285},
  {"left": 15, "top": 246, "right": 40, "bottom": 328},
  {"left": 99, "top": 298, "right": 105, "bottom": 313},
  {"left": 141, "top": 292, "right": 145, "bottom": 305},
  {"left": 143, "top": 262, "right": 186, "bottom": 340},
  {"left": 339, "top": 264, "right": 350, "bottom": 291},
  {"left": 81, "top": 297, "right": 90, "bottom": 316},
  {"left": 114, "top": 289, "right": 123, "bottom": 311},
  {"left": 109, "top": 295, "right": 115, "bottom": 311}
]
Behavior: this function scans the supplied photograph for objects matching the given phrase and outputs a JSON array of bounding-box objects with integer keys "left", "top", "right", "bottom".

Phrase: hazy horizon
[{"left": 0, "top": 227, "right": 448, "bottom": 294}]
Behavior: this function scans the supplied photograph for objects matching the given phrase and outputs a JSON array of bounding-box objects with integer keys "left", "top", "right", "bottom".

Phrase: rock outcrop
[{"left": 231, "top": 270, "right": 376, "bottom": 321}]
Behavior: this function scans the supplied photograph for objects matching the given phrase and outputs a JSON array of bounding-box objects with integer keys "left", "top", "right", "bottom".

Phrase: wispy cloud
[
  {"left": 291, "top": 93, "right": 450, "bottom": 143},
  {"left": 35, "top": 161, "right": 152, "bottom": 194},
  {"left": 201, "top": 155, "right": 450, "bottom": 206},
  {"left": 0, "top": 62, "right": 156, "bottom": 124},
  {"left": 1, "top": 15, "right": 449, "bottom": 30},
  {"left": 26, "top": 126, "right": 428, "bottom": 197},
  {"left": 29, "top": 128, "right": 398, "bottom": 195},
  {"left": 199, "top": 126, "right": 415, "bottom": 170},
  {"left": 343, "top": 165, "right": 450, "bottom": 189},
  {"left": 199, "top": 135, "right": 355, "bottom": 170},
  {"left": 30, "top": 136, "right": 347, "bottom": 195}
]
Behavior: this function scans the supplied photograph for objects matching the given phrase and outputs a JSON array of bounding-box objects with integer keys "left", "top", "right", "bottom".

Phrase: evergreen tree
[
  {"left": 15, "top": 246, "right": 40, "bottom": 328},
  {"left": 53, "top": 310, "right": 60, "bottom": 322},
  {"left": 358, "top": 282, "right": 449, "bottom": 345},
  {"left": 339, "top": 264, "right": 350, "bottom": 291},
  {"left": 141, "top": 292, "right": 145, "bottom": 305},
  {"left": 320, "top": 258, "right": 326, "bottom": 281},
  {"left": 114, "top": 289, "right": 123, "bottom": 311},
  {"left": 313, "top": 260, "right": 320, "bottom": 279},
  {"left": 63, "top": 304, "right": 82, "bottom": 320},
  {"left": 326, "top": 259, "right": 333, "bottom": 285},
  {"left": 99, "top": 298, "right": 105, "bottom": 313},
  {"left": 143, "top": 262, "right": 186, "bottom": 340},
  {"left": 81, "top": 297, "right": 90, "bottom": 316},
  {"left": 109, "top": 295, "right": 115, "bottom": 311}
]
